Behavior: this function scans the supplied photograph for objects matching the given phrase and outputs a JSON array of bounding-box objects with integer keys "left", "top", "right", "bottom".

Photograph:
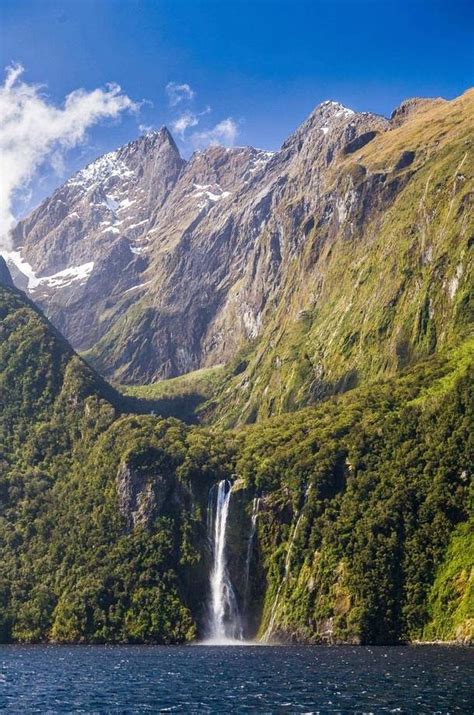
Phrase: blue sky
[{"left": 1, "top": 0, "right": 473, "bottom": 216}]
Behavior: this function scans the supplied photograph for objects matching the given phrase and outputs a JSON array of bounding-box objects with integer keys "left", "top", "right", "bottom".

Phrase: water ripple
[{"left": 0, "top": 644, "right": 472, "bottom": 713}]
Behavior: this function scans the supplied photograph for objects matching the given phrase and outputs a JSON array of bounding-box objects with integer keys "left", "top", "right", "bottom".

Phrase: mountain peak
[
  {"left": 120, "top": 125, "right": 180, "bottom": 157},
  {"left": 317, "top": 99, "right": 356, "bottom": 116}
]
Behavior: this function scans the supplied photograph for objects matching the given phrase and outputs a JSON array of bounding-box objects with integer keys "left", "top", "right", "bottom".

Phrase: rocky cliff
[
  {"left": 0, "top": 256, "right": 13, "bottom": 288},
  {"left": 7, "top": 91, "right": 472, "bottom": 403}
]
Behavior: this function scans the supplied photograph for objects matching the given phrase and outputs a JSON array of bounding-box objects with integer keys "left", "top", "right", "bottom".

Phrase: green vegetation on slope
[
  {"left": 423, "top": 520, "right": 473, "bottom": 642},
  {"left": 117, "top": 365, "right": 226, "bottom": 423},
  {"left": 208, "top": 91, "right": 474, "bottom": 426},
  {"left": 233, "top": 349, "right": 473, "bottom": 643},
  {"left": 0, "top": 286, "right": 236, "bottom": 643},
  {"left": 0, "top": 283, "right": 472, "bottom": 643}
]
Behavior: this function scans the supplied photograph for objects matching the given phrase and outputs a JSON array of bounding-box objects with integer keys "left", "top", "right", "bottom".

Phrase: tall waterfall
[{"left": 206, "top": 480, "right": 242, "bottom": 642}]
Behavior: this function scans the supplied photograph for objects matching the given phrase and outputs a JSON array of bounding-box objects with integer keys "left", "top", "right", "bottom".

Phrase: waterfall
[
  {"left": 243, "top": 497, "right": 260, "bottom": 609},
  {"left": 206, "top": 479, "right": 242, "bottom": 642}
]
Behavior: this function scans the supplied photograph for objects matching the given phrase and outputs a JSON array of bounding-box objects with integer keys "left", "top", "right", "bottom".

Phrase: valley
[{"left": 0, "top": 88, "right": 472, "bottom": 646}]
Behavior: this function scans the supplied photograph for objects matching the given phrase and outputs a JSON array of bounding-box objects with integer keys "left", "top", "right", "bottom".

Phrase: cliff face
[
  {"left": 8, "top": 91, "right": 471, "bottom": 397},
  {"left": 7, "top": 128, "right": 184, "bottom": 351},
  {"left": 0, "top": 257, "right": 13, "bottom": 288},
  {"left": 208, "top": 90, "right": 474, "bottom": 424}
]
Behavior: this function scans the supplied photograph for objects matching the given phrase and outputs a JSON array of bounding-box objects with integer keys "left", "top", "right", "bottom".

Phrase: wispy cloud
[
  {"left": 0, "top": 63, "right": 137, "bottom": 249},
  {"left": 165, "top": 81, "right": 195, "bottom": 107},
  {"left": 139, "top": 123, "right": 154, "bottom": 134},
  {"left": 171, "top": 111, "right": 199, "bottom": 138},
  {"left": 190, "top": 118, "right": 239, "bottom": 149}
]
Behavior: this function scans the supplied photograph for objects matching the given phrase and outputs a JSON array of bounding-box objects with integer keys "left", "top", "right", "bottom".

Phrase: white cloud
[
  {"left": 139, "top": 123, "right": 154, "bottom": 134},
  {"left": 0, "top": 63, "right": 137, "bottom": 249},
  {"left": 165, "top": 82, "right": 195, "bottom": 107},
  {"left": 191, "top": 118, "right": 239, "bottom": 149},
  {"left": 171, "top": 111, "right": 199, "bottom": 138}
]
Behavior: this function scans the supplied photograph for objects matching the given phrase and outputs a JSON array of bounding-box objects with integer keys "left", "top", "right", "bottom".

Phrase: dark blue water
[{"left": 0, "top": 644, "right": 472, "bottom": 713}]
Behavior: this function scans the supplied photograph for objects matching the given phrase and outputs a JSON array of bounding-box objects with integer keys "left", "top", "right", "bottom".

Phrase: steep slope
[
  {"left": 3, "top": 95, "right": 404, "bottom": 386},
  {"left": 7, "top": 90, "right": 472, "bottom": 409},
  {"left": 229, "top": 341, "right": 473, "bottom": 644},
  {"left": 81, "top": 102, "right": 389, "bottom": 382},
  {"left": 210, "top": 90, "right": 474, "bottom": 424},
  {"left": 6, "top": 128, "right": 184, "bottom": 350},
  {"left": 0, "top": 281, "right": 472, "bottom": 643},
  {"left": 0, "top": 282, "right": 232, "bottom": 643},
  {"left": 0, "top": 257, "right": 13, "bottom": 288},
  {"left": 85, "top": 143, "right": 276, "bottom": 381}
]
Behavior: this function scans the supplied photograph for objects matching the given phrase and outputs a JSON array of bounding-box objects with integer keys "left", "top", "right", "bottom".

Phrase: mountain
[
  {"left": 0, "top": 279, "right": 472, "bottom": 644},
  {"left": 6, "top": 128, "right": 184, "bottom": 352},
  {"left": 1, "top": 90, "right": 472, "bottom": 645},
  {"left": 0, "top": 280, "right": 225, "bottom": 643},
  {"left": 7, "top": 90, "right": 472, "bottom": 405}
]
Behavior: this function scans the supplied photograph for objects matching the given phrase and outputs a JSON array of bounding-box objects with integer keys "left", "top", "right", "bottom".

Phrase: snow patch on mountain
[
  {"left": 2, "top": 250, "right": 40, "bottom": 289},
  {"left": 67, "top": 151, "right": 134, "bottom": 191},
  {"left": 1, "top": 249, "right": 94, "bottom": 291},
  {"left": 192, "top": 184, "right": 232, "bottom": 209},
  {"left": 32, "top": 262, "right": 95, "bottom": 290}
]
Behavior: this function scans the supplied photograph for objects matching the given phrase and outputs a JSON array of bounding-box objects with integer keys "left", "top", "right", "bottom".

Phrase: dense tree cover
[
  {"left": 0, "top": 287, "right": 237, "bottom": 643},
  {"left": 0, "top": 285, "right": 472, "bottom": 644},
  {"left": 235, "top": 353, "right": 473, "bottom": 643}
]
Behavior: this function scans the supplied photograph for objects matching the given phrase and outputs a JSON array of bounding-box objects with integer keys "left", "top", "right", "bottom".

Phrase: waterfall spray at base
[{"left": 205, "top": 480, "right": 243, "bottom": 643}]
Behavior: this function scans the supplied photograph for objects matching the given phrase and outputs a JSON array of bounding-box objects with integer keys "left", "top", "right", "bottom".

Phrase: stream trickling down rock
[{"left": 243, "top": 496, "right": 260, "bottom": 612}]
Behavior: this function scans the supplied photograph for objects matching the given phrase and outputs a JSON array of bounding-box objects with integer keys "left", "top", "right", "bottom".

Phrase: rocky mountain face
[
  {"left": 6, "top": 128, "right": 184, "bottom": 350},
  {"left": 5, "top": 90, "right": 473, "bottom": 410},
  {"left": 0, "top": 257, "right": 13, "bottom": 288}
]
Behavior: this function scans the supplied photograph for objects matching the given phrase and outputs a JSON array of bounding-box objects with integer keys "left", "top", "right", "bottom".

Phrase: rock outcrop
[
  {"left": 116, "top": 457, "right": 174, "bottom": 530},
  {"left": 0, "top": 257, "right": 13, "bottom": 288}
]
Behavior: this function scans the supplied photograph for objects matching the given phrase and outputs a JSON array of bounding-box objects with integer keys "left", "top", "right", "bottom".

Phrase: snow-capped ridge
[{"left": 67, "top": 150, "right": 134, "bottom": 191}]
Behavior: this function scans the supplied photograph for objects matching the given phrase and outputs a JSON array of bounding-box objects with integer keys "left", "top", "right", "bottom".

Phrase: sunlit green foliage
[{"left": 0, "top": 285, "right": 472, "bottom": 644}]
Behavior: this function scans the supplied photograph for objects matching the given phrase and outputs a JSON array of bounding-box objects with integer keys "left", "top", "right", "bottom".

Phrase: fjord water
[{"left": 0, "top": 644, "right": 472, "bottom": 713}]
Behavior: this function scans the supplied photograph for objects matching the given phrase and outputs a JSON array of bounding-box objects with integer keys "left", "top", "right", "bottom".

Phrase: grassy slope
[
  {"left": 117, "top": 365, "right": 226, "bottom": 423},
  {"left": 207, "top": 90, "right": 474, "bottom": 426}
]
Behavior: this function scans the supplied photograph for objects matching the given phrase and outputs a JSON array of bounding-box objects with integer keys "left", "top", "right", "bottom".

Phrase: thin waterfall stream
[
  {"left": 263, "top": 484, "right": 312, "bottom": 642},
  {"left": 243, "top": 497, "right": 260, "bottom": 610}
]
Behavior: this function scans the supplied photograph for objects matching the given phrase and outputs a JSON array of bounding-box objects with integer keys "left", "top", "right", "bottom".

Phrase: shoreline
[{"left": 0, "top": 639, "right": 471, "bottom": 648}]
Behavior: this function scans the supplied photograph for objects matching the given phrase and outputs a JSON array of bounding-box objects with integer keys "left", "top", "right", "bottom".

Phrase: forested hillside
[{"left": 0, "top": 281, "right": 471, "bottom": 644}]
